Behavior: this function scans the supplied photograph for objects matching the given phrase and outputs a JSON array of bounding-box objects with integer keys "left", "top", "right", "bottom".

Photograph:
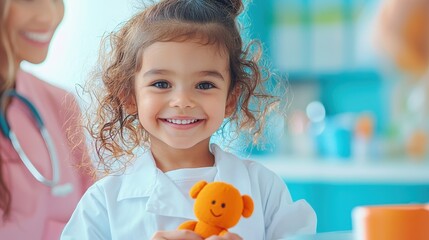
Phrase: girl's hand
[
  {"left": 206, "top": 233, "right": 243, "bottom": 240},
  {"left": 151, "top": 230, "right": 203, "bottom": 240}
]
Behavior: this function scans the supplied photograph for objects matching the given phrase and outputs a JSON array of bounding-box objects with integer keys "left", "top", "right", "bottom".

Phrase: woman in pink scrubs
[{"left": 0, "top": 0, "right": 93, "bottom": 239}]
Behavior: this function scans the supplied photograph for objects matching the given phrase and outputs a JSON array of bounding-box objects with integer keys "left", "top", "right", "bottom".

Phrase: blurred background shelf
[
  {"left": 261, "top": 158, "right": 429, "bottom": 183},
  {"left": 259, "top": 158, "right": 429, "bottom": 233}
]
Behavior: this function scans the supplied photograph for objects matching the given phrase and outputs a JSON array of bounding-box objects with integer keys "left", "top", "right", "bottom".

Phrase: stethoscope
[{"left": 0, "top": 89, "right": 73, "bottom": 196}]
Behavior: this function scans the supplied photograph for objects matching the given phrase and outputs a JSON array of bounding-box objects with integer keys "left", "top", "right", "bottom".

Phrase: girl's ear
[
  {"left": 124, "top": 95, "right": 138, "bottom": 115},
  {"left": 225, "top": 86, "right": 239, "bottom": 117}
]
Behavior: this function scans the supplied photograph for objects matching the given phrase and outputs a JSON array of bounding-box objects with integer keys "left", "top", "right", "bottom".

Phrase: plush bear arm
[{"left": 178, "top": 220, "right": 198, "bottom": 231}]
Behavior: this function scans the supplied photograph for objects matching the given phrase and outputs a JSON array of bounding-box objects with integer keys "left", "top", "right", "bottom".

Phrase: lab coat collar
[
  {"left": 210, "top": 144, "right": 252, "bottom": 197},
  {"left": 117, "top": 144, "right": 252, "bottom": 219},
  {"left": 117, "top": 149, "right": 195, "bottom": 219},
  {"left": 117, "top": 149, "right": 157, "bottom": 200}
]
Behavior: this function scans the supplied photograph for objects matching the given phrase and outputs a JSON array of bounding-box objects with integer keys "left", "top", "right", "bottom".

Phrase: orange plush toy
[{"left": 178, "top": 181, "right": 254, "bottom": 238}]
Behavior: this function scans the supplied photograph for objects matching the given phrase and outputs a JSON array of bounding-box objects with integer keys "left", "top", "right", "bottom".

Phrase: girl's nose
[{"left": 169, "top": 90, "right": 196, "bottom": 109}]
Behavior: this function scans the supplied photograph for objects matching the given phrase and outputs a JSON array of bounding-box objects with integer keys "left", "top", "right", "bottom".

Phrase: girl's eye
[
  {"left": 152, "top": 81, "right": 170, "bottom": 89},
  {"left": 196, "top": 82, "right": 214, "bottom": 90}
]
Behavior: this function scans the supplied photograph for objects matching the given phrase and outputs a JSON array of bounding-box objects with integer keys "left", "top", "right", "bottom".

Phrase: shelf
[{"left": 258, "top": 157, "right": 429, "bottom": 184}]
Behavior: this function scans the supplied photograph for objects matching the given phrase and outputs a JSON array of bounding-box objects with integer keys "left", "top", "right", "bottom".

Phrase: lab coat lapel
[
  {"left": 145, "top": 171, "right": 195, "bottom": 219},
  {"left": 117, "top": 150, "right": 195, "bottom": 219}
]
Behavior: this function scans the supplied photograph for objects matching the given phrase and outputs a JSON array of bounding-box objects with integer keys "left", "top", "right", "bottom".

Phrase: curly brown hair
[{"left": 84, "top": 0, "right": 286, "bottom": 175}]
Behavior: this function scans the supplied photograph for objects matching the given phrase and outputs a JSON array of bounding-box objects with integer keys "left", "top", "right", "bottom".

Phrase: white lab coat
[{"left": 61, "top": 144, "right": 316, "bottom": 240}]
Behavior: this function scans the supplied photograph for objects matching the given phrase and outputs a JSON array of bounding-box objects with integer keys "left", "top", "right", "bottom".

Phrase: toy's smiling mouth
[{"left": 210, "top": 209, "right": 222, "bottom": 217}]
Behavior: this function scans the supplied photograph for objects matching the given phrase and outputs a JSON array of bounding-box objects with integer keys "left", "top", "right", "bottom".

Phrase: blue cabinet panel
[{"left": 285, "top": 181, "right": 429, "bottom": 232}]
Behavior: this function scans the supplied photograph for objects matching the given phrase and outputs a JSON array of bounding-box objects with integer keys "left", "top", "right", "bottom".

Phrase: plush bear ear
[
  {"left": 241, "top": 195, "right": 254, "bottom": 218},
  {"left": 190, "top": 180, "right": 208, "bottom": 199}
]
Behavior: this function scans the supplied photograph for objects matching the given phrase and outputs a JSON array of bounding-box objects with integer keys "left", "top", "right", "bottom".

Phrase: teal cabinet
[
  {"left": 286, "top": 181, "right": 429, "bottom": 232},
  {"left": 261, "top": 159, "right": 429, "bottom": 233}
]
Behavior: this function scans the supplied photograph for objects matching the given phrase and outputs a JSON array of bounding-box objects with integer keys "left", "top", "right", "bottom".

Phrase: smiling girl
[{"left": 61, "top": 0, "right": 317, "bottom": 239}]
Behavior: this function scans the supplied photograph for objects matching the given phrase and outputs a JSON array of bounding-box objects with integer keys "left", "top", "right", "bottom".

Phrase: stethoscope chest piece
[{"left": 52, "top": 183, "right": 74, "bottom": 197}]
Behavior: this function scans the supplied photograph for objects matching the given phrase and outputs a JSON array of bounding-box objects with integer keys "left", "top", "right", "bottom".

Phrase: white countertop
[
  {"left": 288, "top": 231, "right": 353, "bottom": 240},
  {"left": 257, "top": 156, "right": 429, "bottom": 184}
]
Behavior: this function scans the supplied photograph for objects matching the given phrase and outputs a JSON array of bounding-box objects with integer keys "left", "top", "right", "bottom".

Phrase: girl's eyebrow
[
  {"left": 198, "top": 71, "right": 225, "bottom": 81},
  {"left": 143, "top": 69, "right": 225, "bottom": 81},
  {"left": 143, "top": 69, "right": 172, "bottom": 77}
]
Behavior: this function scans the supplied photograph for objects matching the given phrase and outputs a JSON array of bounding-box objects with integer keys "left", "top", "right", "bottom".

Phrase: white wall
[{"left": 22, "top": 0, "right": 141, "bottom": 92}]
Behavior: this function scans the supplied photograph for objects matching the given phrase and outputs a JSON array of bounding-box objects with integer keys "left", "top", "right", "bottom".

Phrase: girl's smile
[{"left": 161, "top": 117, "right": 204, "bottom": 130}]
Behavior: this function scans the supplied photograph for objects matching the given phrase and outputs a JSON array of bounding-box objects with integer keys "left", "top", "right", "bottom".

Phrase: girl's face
[
  {"left": 5, "top": 0, "right": 64, "bottom": 64},
  {"left": 134, "top": 41, "right": 232, "bottom": 150}
]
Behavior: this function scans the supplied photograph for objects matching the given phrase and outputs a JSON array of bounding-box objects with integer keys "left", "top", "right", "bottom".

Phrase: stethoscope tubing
[{"left": 0, "top": 89, "right": 61, "bottom": 188}]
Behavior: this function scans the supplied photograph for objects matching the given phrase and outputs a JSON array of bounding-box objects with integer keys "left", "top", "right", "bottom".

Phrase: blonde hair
[
  {"left": 0, "top": 0, "right": 13, "bottom": 220},
  {"left": 0, "top": 0, "right": 15, "bottom": 93},
  {"left": 84, "top": 0, "right": 285, "bottom": 175}
]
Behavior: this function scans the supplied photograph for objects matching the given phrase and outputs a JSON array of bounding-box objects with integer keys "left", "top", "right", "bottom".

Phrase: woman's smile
[{"left": 21, "top": 31, "right": 53, "bottom": 46}]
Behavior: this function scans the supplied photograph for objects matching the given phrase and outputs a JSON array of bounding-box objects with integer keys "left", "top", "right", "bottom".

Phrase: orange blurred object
[
  {"left": 355, "top": 115, "right": 374, "bottom": 139},
  {"left": 353, "top": 204, "right": 429, "bottom": 240},
  {"left": 376, "top": 0, "right": 429, "bottom": 76},
  {"left": 406, "top": 130, "right": 428, "bottom": 159}
]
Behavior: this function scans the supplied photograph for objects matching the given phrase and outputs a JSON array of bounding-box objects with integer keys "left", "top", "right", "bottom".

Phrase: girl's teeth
[
  {"left": 24, "top": 32, "right": 52, "bottom": 43},
  {"left": 167, "top": 119, "right": 198, "bottom": 125}
]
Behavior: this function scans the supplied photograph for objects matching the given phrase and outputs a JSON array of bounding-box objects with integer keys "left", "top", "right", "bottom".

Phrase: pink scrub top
[{"left": 0, "top": 71, "right": 93, "bottom": 239}]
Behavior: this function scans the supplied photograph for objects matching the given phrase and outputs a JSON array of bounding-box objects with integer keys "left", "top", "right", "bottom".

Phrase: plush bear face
[{"left": 193, "top": 182, "right": 244, "bottom": 229}]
